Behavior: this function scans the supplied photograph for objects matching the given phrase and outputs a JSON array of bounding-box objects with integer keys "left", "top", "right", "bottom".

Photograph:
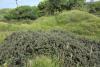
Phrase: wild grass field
[{"left": 0, "top": 10, "right": 100, "bottom": 44}]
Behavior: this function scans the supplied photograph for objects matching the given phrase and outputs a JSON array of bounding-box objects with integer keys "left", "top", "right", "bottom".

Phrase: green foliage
[
  {"left": 47, "top": 0, "right": 62, "bottom": 15},
  {"left": 31, "top": 6, "right": 40, "bottom": 18},
  {"left": 61, "top": 0, "right": 85, "bottom": 10},
  {"left": 92, "top": 1, "right": 100, "bottom": 8},
  {"left": 38, "top": 0, "right": 85, "bottom": 15},
  {"left": 0, "top": 30, "right": 100, "bottom": 67},
  {"left": 56, "top": 10, "right": 100, "bottom": 38},
  {"left": 0, "top": 9, "right": 11, "bottom": 20},
  {"left": 0, "top": 32, "right": 11, "bottom": 43},
  {"left": 0, "top": 10, "right": 100, "bottom": 43},
  {"left": 38, "top": 1, "right": 48, "bottom": 16},
  {"left": 56, "top": 10, "right": 100, "bottom": 23},
  {"left": 87, "top": 1, "right": 100, "bottom": 14},
  {"left": 38, "top": 0, "right": 62, "bottom": 15},
  {"left": 4, "top": 6, "right": 38, "bottom": 20},
  {"left": 31, "top": 56, "right": 59, "bottom": 67}
]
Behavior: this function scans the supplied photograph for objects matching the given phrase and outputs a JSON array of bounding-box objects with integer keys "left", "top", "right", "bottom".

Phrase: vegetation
[
  {"left": 87, "top": 1, "right": 100, "bottom": 16},
  {"left": 0, "top": 10, "right": 100, "bottom": 42},
  {"left": 0, "top": 0, "right": 100, "bottom": 67},
  {"left": 38, "top": 0, "right": 85, "bottom": 15},
  {"left": 0, "top": 30, "right": 100, "bottom": 67},
  {"left": 31, "top": 56, "right": 59, "bottom": 67},
  {"left": 1, "top": 0, "right": 99, "bottom": 21},
  {"left": 0, "top": 9, "right": 11, "bottom": 20},
  {"left": 4, "top": 6, "right": 38, "bottom": 20}
]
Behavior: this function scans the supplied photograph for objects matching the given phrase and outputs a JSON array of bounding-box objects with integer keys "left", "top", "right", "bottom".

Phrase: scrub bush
[
  {"left": 87, "top": 1, "right": 100, "bottom": 13},
  {"left": 4, "top": 6, "right": 38, "bottom": 20},
  {"left": 0, "top": 30, "right": 100, "bottom": 67}
]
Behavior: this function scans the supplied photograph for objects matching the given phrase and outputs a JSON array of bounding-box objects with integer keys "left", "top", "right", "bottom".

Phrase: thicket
[
  {"left": 38, "top": 0, "right": 100, "bottom": 16},
  {"left": 87, "top": 1, "right": 100, "bottom": 13},
  {"left": 2, "top": 0, "right": 99, "bottom": 21},
  {"left": 0, "top": 30, "right": 100, "bottom": 67},
  {"left": 4, "top": 6, "right": 39, "bottom": 20},
  {"left": 38, "top": 0, "right": 85, "bottom": 15},
  {"left": 0, "top": 9, "right": 11, "bottom": 20}
]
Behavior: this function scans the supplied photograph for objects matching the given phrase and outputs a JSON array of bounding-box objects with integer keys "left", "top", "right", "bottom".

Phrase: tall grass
[
  {"left": 30, "top": 56, "right": 59, "bottom": 67},
  {"left": 0, "top": 31, "right": 11, "bottom": 43},
  {"left": 1, "top": 56, "right": 59, "bottom": 67},
  {"left": 0, "top": 10, "right": 100, "bottom": 43}
]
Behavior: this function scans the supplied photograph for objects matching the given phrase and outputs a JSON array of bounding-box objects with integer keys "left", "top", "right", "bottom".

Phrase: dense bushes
[
  {"left": 0, "top": 9, "right": 11, "bottom": 20},
  {"left": 86, "top": 1, "right": 100, "bottom": 16},
  {"left": 87, "top": 1, "right": 100, "bottom": 13},
  {"left": 4, "top": 6, "right": 38, "bottom": 20},
  {"left": 38, "top": 0, "right": 61, "bottom": 15},
  {"left": 38, "top": 1, "right": 48, "bottom": 16},
  {"left": 38, "top": 0, "right": 99, "bottom": 16},
  {"left": 38, "top": 0, "right": 85, "bottom": 15},
  {"left": 61, "top": 0, "right": 85, "bottom": 10},
  {"left": 0, "top": 30, "right": 100, "bottom": 67}
]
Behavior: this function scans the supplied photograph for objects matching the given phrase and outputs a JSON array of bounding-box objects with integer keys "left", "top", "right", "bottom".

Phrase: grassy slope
[
  {"left": 0, "top": 10, "right": 100, "bottom": 43},
  {"left": 57, "top": 10, "right": 100, "bottom": 40}
]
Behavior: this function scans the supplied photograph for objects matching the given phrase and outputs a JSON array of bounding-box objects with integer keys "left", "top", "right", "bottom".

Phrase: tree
[
  {"left": 61, "top": 0, "right": 85, "bottom": 10},
  {"left": 38, "top": 0, "right": 62, "bottom": 15},
  {"left": 38, "top": 1, "right": 48, "bottom": 16},
  {"left": 47, "top": 0, "right": 62, "bottom": 14},
  {"left": 38, "top": 0, "right": 85, "bottom": 15}
]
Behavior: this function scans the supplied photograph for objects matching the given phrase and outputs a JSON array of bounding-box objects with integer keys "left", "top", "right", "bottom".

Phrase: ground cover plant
[{"left": 0, "top": 30, "right": 100, "bottom": 67}]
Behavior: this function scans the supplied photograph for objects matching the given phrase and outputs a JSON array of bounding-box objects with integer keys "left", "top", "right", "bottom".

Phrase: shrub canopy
[
  {"left": 87, "top": 1, "right": 100, "bottom": 13},
  {"left": 38, "top": 0, "right": 85, "bottom": 15},
  {"left": 0, "top": 30, "right": 100, "bottom": 67},
  {"left": 4, "top": 6, "right": 38, "bottom": 20}
]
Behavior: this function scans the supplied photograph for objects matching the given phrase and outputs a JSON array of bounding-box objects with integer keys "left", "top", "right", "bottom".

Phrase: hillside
[
  {"left": 0, "top": 10, "right": 100, "bottom": 43},
  {"left": 0, "top": 0, "right": 100, "bottom": 66},
  {"left": 0, "top": 9, "right": 100, "bottom": 67}
]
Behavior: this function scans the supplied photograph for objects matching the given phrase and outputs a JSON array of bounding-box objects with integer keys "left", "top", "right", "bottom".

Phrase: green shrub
[
  {"left": 0, "top": 30, "right": 99, "bottom": 67},
  {"left": 0, "top": 9, "right": 11, "bottom": 20},
  {"left": 38, "top": 0, "right": 85, "bottom": 15},
  {"left": 38, "top": 1, "right": 48, "bottom": 16},
  {"left": 87, "top": 1, "right": 100, "bottom": 13},
  {"left": 61, "top": 0, "right": 85, "bottom": 10},
  {"left": 56, "top": 10, "right": 100, "bottom": 24},
  {"left": 4, "top": 6, "right": 38, "bottom": 20}
]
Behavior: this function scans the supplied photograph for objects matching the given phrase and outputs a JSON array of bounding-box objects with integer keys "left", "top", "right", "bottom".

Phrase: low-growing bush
[
  {"left": 0, "top": 30, "right": 100, "bottom": 67},
  {"left": 4, "top": 6, "right": 38, "bottom": 20},
  {"left": 87, "top": 1, "right": 100, "bottom": 16},
  {"left": 56, "top": 10, "right": 100, "bottom": 24}
]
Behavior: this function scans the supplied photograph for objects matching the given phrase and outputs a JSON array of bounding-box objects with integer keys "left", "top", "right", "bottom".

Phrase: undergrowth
[{"left": 0, "top": 30, "right": 100, "bottom": 67}]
